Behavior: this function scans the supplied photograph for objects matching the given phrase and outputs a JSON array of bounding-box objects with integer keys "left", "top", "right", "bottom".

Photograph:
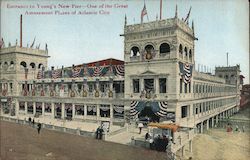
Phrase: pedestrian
[
  {"left": 95, "top": 127, "right": 100, "bottom": 139},
  {"left": 37, "top": 123, "right": 41, "bottom": 134},
  {"left": 32, "top": 118, "right": 35, "bottom": 127},
  {"left": 99, "top": 127, "right": 104, "bottom": 140},
  {"left": 138, "top": 122, "right": 143, "bottom": 134},
  {"left": 235, "top": 125, "right": 239, "bottom": 132},
  {"left": 28, "top": 117, "right": 31, "bottom": 125},
  {"left": 145, "top": 132, "right": 150, "bottom": 140},
  {"left": 242, "top": 126, "right": 245, "bottom": 133}
]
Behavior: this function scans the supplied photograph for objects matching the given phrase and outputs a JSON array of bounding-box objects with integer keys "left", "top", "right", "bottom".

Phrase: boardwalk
[{"left": 0, "top": 121, "right": 168, "bottom": 160}]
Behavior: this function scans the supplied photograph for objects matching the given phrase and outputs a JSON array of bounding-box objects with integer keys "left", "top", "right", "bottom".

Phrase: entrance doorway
[{"left": 138, "top": 106, "right": 159, "bottom": 123}]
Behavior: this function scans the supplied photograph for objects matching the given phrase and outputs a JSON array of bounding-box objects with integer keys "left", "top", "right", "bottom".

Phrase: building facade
[{"left": 0, "top": 8, "right": 241, "bottom": 155}]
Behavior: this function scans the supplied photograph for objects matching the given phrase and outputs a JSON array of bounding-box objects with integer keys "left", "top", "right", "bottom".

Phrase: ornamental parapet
[{"left": 0, "top": 46, "right": 49, "bottom": 57}]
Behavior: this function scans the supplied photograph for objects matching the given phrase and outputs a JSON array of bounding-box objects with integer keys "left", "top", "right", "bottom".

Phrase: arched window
[
  {"left": 225, "top": 75, "right": 228, "bottom": 79},
  {"left": 10, "top": 61, "right": 14, "bottom": 65},
  {"left": 20, "top": 61, "right": 27, "bottom": 68},
  {"left": 38, "top": 63, "right": 43, "bottom": 69},
  {"left": 160, "top": 43, "right": 170, "bottom": 54},
  {"left": 189, "top": 49, "right": 192, "bottom": 58},
  {"left": 130, "top": 46, "right": 140, "bottom": 57},
  {"left": 219, "top": 75, "right": 222, "bottom": 78},
  {"left": 30, "top": 62, "right": 35, "bottom": 69},
  {"left": 184, "top": 47, "right": 188, "bottom": 56},
  {"left": 4, "top": 62, "right": 8, "bottom": 65},
  {"left": 179, "top": 44, "right": 183, "bottom": 54},
  {"left": 145, "top": 45, "right": 154, "bottom": 53}
]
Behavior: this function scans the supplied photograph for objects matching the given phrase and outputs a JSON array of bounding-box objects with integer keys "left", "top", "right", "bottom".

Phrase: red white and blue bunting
[
  {"left": 130, "top": 101, "right": 169, "bottom": 117},
  {"left": 179, "top": 62, "right": 193, "bottom": 84},
  {"left": 130, "top": 101, "right": 140, "bottom": 116}
]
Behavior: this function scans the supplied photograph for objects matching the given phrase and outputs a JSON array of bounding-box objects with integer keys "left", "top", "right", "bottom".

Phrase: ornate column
[
  {"left": 61, "top": 103, "right": 65, "bottom": 119},
  {"left": 84, "top": 104, "right": 87, "bottom": 119},
  {"left": 15, "top": 100, "right": 19, "bottom": 116},
  {"left": 200, "top": 122, "right": 203, "bottom": 133},
  {"left": 189, "top": 140, "right": 193, "bottom": 153},
  {"left": 33, "top": 102, "right": 36, "bottom": 116},
  {"left": 24, "top": 101, "right": 28, "bottom": 114},
  {"left": 42, "top": 102, "right": 45, "bottom": 116},
  {"left": 110, "top": 104, "right": 113, "bottom": 125},
  {"left": 51, "top": 103, "right": 55, "bottom": 118},
  {"left": 96, "top": 104, "right": 100, "bottom": 120},
  {"left": 155, "top": 78, "right": 159, "bottom": 94},
  {"left": 206, "top": 119, "right": 209, "bottom": 130},
  {"left": 72, "top": 104, "right": 75, "bottom": 119}
]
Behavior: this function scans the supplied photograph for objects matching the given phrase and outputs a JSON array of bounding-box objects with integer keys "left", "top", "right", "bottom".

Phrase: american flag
[
  {"left": 0, "top": 38, "right": 4, "bottom": 48},
  {"left": 52, "top": 69, "right": 62, "bottom": 79},
  {"left": 72, "top": 67, "right": 82, "bottom": 78},
  {"left": 141, "top": 3, "right": 147, "bottom": 23}
]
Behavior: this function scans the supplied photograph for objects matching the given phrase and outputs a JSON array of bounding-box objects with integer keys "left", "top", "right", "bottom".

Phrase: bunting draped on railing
[
  {"left": 36, "top": 102, "right": 42, "bottom": 108},
  {"left": 75, "top": 105, "right": 84, "bottom": 110},
  {"left": 52, "top": 69, "right": 62, "bottom": 79},
  {"left": 87, "top": 106, "right": 96, "bottom": 112},
  {"left": 36, "top": 64, "right": 124, "bottom": 79},
  {"left": 45, "top": 103, "right": 51, "bottom": 109},
  {"left": 112, "top": 65, "right": 124, "bottom": 76},
  {"left": 179, "top": 62, "right": 193, "bottom": 84},
  {"left": 130, "top": 101, "right": 169, "bottom": 117},
  {"left": 55, "top": 103, "right": 61, "bottom": 109},
  {"left": 114, "top": 105, "right": 124, "bottom": 113},
  {"left": 100, "top": 105, "right": 110, "bottom": 111},
  {"left": 72, "top": 67, "right": 84, "bottom": 78},
  {"left": 37, "top": 69, "right": 44, "bottom": 79},
  {"left": 65, "top": 103, "right": 72, "bottom": 110}
]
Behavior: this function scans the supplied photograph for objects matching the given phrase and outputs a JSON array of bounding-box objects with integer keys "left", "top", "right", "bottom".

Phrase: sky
[{"left": 1, "top": 0, "right": 249, "bottom": 83}]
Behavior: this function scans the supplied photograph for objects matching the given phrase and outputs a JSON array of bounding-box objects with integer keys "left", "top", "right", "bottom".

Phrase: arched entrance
[{"left": 138, "top": 106, "right": 159, "bottom": 122}]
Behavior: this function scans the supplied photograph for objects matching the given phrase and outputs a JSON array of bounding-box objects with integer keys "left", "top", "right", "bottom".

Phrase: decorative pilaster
[
  {"left": 42, "top": 102, "right": 45, "bottom": 116},
  {"left": 72, "top": 104, "right": 75, "bottom": 119},
  {"left": 61, "top": 103, "right": 65, "bottom": 119},
  {"left": 51, "top": 103, "right": 55, "bottom": 118}
]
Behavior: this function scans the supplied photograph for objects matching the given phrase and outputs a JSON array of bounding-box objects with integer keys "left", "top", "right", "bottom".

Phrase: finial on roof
[
  {"left": 192, "top": 20, "right": 194, "bottom": 31},
  {"left": 125, "top": 14, "right": 127, "bottom": 26},
  {"left": 175, "top": 4, "right": 178, "bottom": 18}
]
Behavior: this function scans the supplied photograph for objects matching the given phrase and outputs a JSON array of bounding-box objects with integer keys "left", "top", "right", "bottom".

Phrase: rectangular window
[
  {"left": 144, "top": 79, "right": 154, "bottom": 92},
  {"left": 159, "top": 78, "right": 166, "bottom": 93},
  {"left": 181, "top": 106, "right": 188, "bottom": 118},
  {"left": 113, "top": 81, "right": 121, "bottom": 93},
  {"left": 189, "top": 83, "right": 191, "bottom": 93},
  {"left": 180, "top": 79, "right": 183, "bottom": 93},
  {"left": 133, "top": 79, "right": 140, "bottom": 93},
  {"left": 184, "top": 83, "right": 188, "bottom": 93}
]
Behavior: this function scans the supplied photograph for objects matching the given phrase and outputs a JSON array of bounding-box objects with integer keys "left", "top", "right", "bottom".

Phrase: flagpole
[{"left": 160, "top": 0, "right": 162, "bottom": 20}]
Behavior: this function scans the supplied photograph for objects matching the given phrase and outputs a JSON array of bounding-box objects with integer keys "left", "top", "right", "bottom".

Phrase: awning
[{"left": 148, "top": 122, "right": 180, "bottom": 132}]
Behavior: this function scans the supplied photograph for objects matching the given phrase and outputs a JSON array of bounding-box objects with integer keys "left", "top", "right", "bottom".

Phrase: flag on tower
[
  {"left": 30, "top": 37, "right": 36, "bottom": 48},
  {"left": 141, "top": 3, "right": 147, "bottom": 23},
  {"left": 0, "top": 38, "right": 4, "bottom": 48},
  {"left": 184, "top": 7, "right": 192, "bottom": 23}
]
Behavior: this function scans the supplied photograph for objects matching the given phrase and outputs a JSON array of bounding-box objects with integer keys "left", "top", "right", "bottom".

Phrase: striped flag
[
  {"left": 0, "top": 38, "right": 4, "bottom": 48},
  {"left": 141, "top": 3, "right": 147, "bottom": 23}
]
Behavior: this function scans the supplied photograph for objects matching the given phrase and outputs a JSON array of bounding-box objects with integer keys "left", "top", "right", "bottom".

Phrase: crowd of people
[
  {"left": 145, "top": 132, "right": 170, "bottom": 152},
  {"left": 226, "top": 123, "right": 245, "bottom": 133}
]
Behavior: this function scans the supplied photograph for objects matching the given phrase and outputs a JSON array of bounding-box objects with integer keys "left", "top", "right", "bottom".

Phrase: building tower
[{"left": 122, "top": 5, "right": 196, "bottom": 122}]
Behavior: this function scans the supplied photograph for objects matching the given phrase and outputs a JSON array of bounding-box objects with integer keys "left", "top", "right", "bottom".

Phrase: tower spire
[
  {"left": 20, "top": 14, "right": 23, "bottom": 47},
  {"left": 192, "top": 20, "right": 194, "bottom": 31},
  {"left": 124, "top": 14, "right": 127, "bottom": 26},
  {"left": 175, "top": 4, "right": 178, "bottom": 18}
]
